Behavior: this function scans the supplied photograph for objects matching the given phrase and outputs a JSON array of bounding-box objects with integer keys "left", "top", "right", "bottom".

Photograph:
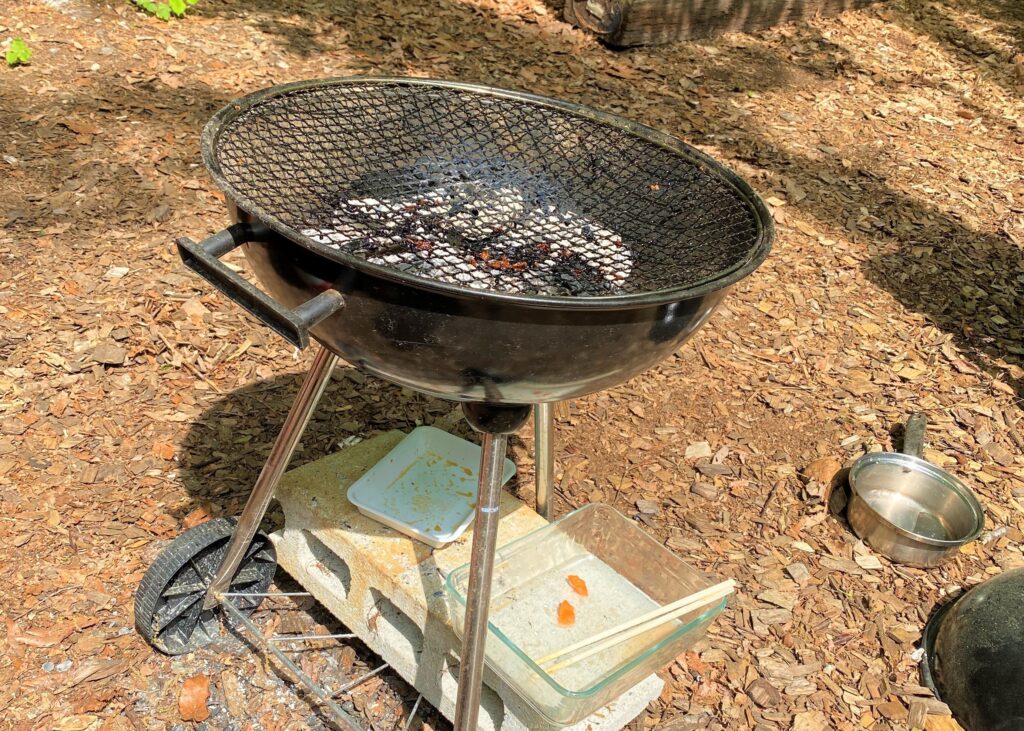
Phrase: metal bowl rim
[
  {"left": 199, "top": 76, "right": 774, "bottom": 311},
  {"left": 919, "top": 595, "right": 957, "bottom": 698},
  {"left": 848, "top": 452, "right": 985, "bottom": 547}
]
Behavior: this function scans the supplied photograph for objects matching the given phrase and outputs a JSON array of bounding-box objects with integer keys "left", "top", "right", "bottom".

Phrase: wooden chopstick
[
  {"left": 540, "top": 580, "right": 736, "bottom": 674},
  {"left": 535, "top": 579, "right": 736, "bottom": 671}
]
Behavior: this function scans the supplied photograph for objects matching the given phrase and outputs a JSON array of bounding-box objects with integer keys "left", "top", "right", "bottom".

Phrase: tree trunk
[{"left": 564, "top": 0, "right": 881, "bottom": 47}]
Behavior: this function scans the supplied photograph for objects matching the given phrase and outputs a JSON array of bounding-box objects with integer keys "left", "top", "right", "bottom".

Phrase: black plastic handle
[{"left": 176, "top": 222, "right": 345, "bottom": 349}]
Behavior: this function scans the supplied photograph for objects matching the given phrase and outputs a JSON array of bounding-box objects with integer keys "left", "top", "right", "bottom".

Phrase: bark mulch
[{"left": 1, "top": 0, "right": 1022, "bottom": 729}]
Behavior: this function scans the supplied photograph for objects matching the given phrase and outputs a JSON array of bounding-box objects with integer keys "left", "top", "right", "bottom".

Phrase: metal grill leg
[
  {"left": 453, "top": 432, "right": 509, "bottom": 731},
  {"left": 534, "top": 402, "right": 555, "bottom": 521},
  {"left": 203, "top": 346, "right": 339, "bottom": 609}
]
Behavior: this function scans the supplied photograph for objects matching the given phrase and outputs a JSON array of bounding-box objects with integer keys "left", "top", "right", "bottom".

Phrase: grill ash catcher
[{"left": 134, "top": 78, "right": 772, "bottom": 729}]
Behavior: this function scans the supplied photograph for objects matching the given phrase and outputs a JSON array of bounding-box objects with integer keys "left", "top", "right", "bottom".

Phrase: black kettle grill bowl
[
  {"left": 923, "top": 568, "right": 1024, "bottom": 731},
  {"left": 179, "top": 78, "right": 773, "bottom": 404}
]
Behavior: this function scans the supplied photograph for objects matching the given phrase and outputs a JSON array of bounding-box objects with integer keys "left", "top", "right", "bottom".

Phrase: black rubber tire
[{"left": 134, "top": 517, "right": 276, "bottom": 655}]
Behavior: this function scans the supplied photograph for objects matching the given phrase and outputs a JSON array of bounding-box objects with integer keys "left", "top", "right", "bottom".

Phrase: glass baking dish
[{"left": 445, "top": 503, "right": 726, "bottom": 725}]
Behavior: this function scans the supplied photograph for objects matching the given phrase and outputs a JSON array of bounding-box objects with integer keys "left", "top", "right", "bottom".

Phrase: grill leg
[
  {"left": 202, "top": 346, "right": 338, "bottom": 610},
  {"left": 453, "top": 431, "right": 510, "bottom": 731},
  {"left": 534, "top": 402, "right": 555, "bottom": 522}
]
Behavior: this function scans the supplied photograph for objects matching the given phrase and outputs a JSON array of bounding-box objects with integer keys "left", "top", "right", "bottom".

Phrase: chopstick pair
[{"left": 535, "top": 579, "right": 737, "bottom": 675}]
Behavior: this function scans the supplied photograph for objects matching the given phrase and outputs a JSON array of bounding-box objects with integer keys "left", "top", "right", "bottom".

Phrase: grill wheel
[{"left": 133, "top": 518, "right": 276, "bottom": 655}]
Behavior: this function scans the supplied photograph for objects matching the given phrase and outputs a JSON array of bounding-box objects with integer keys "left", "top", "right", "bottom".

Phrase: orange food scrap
[
  {"left": 557, "top": 600, "right": 576, "bottom": 627},
  {"left": 567, "top": 575, "right": 588, "bottom": 597}
]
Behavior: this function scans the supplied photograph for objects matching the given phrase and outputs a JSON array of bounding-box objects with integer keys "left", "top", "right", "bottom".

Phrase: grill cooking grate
[
  {"left": 302, "top": 162, "right": 633, "bottom": 296},
  {"left": 211, "top": 80, "right": 765, "bottom": 298}
]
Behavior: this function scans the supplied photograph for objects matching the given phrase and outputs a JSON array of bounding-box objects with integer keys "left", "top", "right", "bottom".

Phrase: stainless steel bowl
[{"left": 847, "top": 414, "right": 985, "bottom": 567}]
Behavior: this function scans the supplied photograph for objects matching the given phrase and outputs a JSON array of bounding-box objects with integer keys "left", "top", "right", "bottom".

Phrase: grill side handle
[{"left": 176, "top": 223, "right": 345, "bottom": 349}]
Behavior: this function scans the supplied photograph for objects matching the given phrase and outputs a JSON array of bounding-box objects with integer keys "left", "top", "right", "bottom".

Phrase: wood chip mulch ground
[{"left": 1, "top": 0, "right": 1022, "bottom": 729}]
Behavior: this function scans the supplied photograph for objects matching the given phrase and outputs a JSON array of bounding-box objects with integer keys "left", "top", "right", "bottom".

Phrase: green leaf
[
  {"left": 132, "top": 0, "right": 165, "bottom": 19},
  {"left": 5, "top": 37, "right": 32, "bottom": 67},
  {"left": 131, "top": 0, "right": 196, "bottom": 19}
]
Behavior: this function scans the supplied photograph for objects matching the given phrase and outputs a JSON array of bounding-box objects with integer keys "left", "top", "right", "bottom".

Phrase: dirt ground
[{"left": 1, "top": 0, "right": 1023, "bottom": 729}]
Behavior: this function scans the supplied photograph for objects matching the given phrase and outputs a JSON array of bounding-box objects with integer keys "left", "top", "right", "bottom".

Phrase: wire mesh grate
[{"left": 211, "top": 80, "right": 765, "bottom": 298}]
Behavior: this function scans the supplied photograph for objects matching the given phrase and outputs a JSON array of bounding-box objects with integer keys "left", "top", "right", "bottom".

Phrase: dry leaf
[
  {"left": 159, "top": 73, "right": 183, "bottom": 89},
  {"left": 152, "top": 442, "right": 175, "bottom": 461},
  {"left": 792, "top": 710, "right": 829, "bottom": 731},
  {"left": 803, "top": 457, "right": 841, "bottom": 485},
  {"left": 182, "top": 506, "right": 211, "bottom": 529},
  {"left": 50, "top": 392, "right": 70, "bottom": 417},
  {"left": 179, "top": 674, "right": 211, "bottom": 722},
  {"left": 220, "top": 670, "right": 245, "bottom": 717},
  {"left": 7, "top": 620, "right": 74, "bottom": 648},
  {"left": 854, "top": 553, "right": 884, "bottom": 570},
  {"left": 51, "top": 715, "right": 101, "bottom": 731},
  {"left": 180, "top": 297, "right": 209, "bottom": 324},
  {"left": 91, "top": 343, "right": 126, "bottom": 366},
  {"left": 683, "top": 650, "right": 708, "bottom": 676},
  {"left": 64, "top": 659, "right": 128, "bottom": 690},
  {"left": 685, "top": 441, "right": 713, "bottom": 459},
  {"left": 59, "top": 119, "right": 102, "bottom": 135},
  {"left": 76, "top": 685, "right": 117, "bottom": 712},
  {"left": 925, "top": 715, "right": 965, "bottom": 731}
]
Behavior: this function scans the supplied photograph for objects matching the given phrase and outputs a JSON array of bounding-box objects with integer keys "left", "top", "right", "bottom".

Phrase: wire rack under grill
[{"left": 210, "top": 80, "right": 766, "bottom": 298}]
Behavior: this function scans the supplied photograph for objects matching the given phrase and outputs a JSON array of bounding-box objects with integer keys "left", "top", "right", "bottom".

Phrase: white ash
[{"left": 301, "top": 184, "right": 634, "bottom": 295}]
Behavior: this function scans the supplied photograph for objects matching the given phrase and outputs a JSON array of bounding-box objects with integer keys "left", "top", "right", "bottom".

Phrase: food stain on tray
[
  {"left": 567, "top": 574, "right": 588, "bottom": 597},
  {"left": 346, "top": 426, "right": 515, "bottom": 548},
  {"left": 557, "top": 600, "right": 576, "bottom": 627}
]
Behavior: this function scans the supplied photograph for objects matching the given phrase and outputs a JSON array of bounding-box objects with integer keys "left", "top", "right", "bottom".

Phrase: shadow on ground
[
  {"left": 174, "top": 364, "right": 477, "bottom": 520},
  {"left": 187, "top": 0, "right": 1024, "bottom": 394},
  {"left": 172, "top": 367, "right": 473, "bottom": 728},
  {"left": 171, "top": 364, "right": 544, "bottom": 730},
  {"left": 889, "top": 0, "right": 1023, "bottom": 86},
  {"left": 53, "top": 1, "right": 1021, "bottom": 387},
  {"left": 720, "top": 126, "right": 1024, "bottom": 397}
]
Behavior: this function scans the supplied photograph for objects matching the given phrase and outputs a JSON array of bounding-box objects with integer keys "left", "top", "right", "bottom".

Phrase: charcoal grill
[{"left": 135, "top": 78, "right": 772, "bottom": 730}]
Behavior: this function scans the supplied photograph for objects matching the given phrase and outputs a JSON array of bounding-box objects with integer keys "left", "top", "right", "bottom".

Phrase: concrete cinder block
[{"left": 271, "top": 431, "right": 663, "bottom": 730}]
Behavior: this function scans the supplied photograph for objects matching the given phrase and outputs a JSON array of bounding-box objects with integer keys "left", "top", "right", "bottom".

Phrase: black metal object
[
  {"left": 163, "top": 78, "right": 775, "bottom": 731},
  {"left": 177, "top": 223, "right": 345, "bottom": 348},
  {"left": 922, "top": 568, "right": 1024, "bottom": 731},
  {"left": 183, "top": 78, "right": 771, "bottom": 404},
  {"left": 203, "top": 77, "right": 770, "bottom": 305},
  {"left": 228, "top": 221, "right": 728, "bottom": 403},
  {"left": 461, "top": 403, "right": 533, "bottom": 434},
  {"left": 133, "top": 518, "right": 276, "bottom": 655}
]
